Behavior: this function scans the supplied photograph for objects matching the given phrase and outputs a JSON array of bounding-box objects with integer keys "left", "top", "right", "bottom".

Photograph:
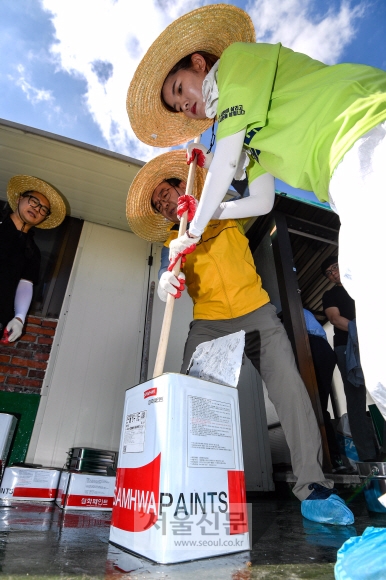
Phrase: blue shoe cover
[
  {"left": 301, "top": 494, "right": 355, "bottom": 525},
  {"left": 335, "top": 527, "right": 386, "bottom": 580}
]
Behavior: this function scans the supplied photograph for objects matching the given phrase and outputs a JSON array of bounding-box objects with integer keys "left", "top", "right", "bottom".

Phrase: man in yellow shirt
[{"left": 126, "top": 150, "right": 354, "bottom": 526}]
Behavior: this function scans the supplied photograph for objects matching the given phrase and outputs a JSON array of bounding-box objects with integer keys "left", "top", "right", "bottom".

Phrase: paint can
[
  {"left": 109, "top": 373, "right": 249, "bottom": 564},
  {"left": 56, "top": 471, "right": 115, "bottom": 510},
  {"left": 0, "top": 466, "right": 60, "bottom": 501}
]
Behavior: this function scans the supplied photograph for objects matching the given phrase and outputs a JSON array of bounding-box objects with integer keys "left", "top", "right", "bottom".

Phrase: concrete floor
[{"left": 0, "top": 486, "right": 385, "bottom": 580}]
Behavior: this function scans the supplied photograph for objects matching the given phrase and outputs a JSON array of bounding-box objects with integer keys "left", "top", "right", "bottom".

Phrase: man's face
[
  {"left": 325, "top": 262, "right": 341, "bottom": 284},
  {"left": 151, "top": 180, "right": 186, "bottom": 223},
  {"left": 18, "top": 191, "right": 50, "bottom": 227}
]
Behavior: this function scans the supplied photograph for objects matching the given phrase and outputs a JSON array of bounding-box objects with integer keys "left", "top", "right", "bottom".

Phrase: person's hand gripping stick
[{"left": 168, "top": 194, "right": 200, "bottom": 271}]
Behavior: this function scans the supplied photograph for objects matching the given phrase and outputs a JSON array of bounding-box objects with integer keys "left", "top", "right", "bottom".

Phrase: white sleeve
[
  {"left": 211, "top": 173, "right": 275, "bottom": 220},
  {"left": 188, "top": 129, "right": 246, "bottom": 237},
  {"left": 14, "top": 279, "right": 33, "bottom": 323}
]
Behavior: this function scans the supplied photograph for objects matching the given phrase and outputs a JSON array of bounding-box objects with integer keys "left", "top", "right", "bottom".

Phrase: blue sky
[{"left": 1, "top": 0, "right": 385, "bottom": 203}]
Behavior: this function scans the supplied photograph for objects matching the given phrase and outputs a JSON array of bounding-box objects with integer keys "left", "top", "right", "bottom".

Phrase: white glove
[
  {"left": 168, "top": 232, "right": 201, "bottom": 271},
  {"left": 186, "top": 143, "right": 213, "bottom": 169},
  {"left": 157, "top": 271, "right": 186, "bottom": 302},
  {"left": 6, "top": 317, "right": 24, "bottom": 342}
]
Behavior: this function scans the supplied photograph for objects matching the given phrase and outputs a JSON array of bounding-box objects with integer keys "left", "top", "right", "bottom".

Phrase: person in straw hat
[
  {"left": 0, "top": 175, "right": 66, "bottom": 343},
  {"left": 127, "top": 149, "right": 355, "bottom": 526},
  {"left": 127, "top": 4, "right": 386, "bottom": 422}
]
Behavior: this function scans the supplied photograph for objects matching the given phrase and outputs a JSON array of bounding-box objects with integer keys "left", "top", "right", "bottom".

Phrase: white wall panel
[{"left": 28, "top": 222, "right": 150, "bottom": 467}]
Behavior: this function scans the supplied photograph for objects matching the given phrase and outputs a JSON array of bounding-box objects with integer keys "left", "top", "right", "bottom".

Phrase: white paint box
[
  {"left": 109, "top": 373, "right": 249, "bottom": 564},
  {"left": 0, "top": 466, "right": 60, "bottom": 501},
  {"left": 56, "top": 471, "right": 115, "bottom": 510}
]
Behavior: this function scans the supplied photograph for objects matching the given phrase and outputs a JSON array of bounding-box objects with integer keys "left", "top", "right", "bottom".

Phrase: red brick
[
  {"left": 38, "top": 337, "right": 53, "bottom": 345},
  {"left": 0, "top": 355, "right": 11, "bottom": 364},
  {"left": 26, "top": 344, "right": 45, "bottom": 352},
  {"left": 0, "top": 365, "right": 28, "bottom": 377},
  {"left": 6, "top": 376, "right": 42, "bottom": 388},
  {"left": 0, "top": 344, "right": 16, "bottom": 353},
  {"left": 19, "top": 334, "right": 37, "bottom": 343},
  {"left": 28, "top": 369, "right": 46, "bottom": 379},
  {"left": 25, "top": 325, "right": 55, "bottom": 337},
  {"left": 0, "top": 376, "right": 5, "bottom": 384},
  {"left": 26, "top": 316, "right": 42, "bottom": 325},
  {"left": 11, "top": 357, "right": 47, "bottom": 370},
  {"left": 34, "top": 352, "right": 50, "bottom": 362},
  {"left": 30, "top": 345, "right": 51, "bottom": 354},
  {"left": 12, "top": 348, "right": 32, "bottom": 357},
  {"left": 41, "top": 320, "right": 58, "bottom": 328}
]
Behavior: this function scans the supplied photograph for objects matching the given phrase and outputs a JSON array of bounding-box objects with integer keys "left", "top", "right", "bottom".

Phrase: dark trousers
[
  {"left": 335, "top": 345, "right": 378, "bottom": 461},
  {"left": 308, "top": 335, "right": 341, "bottom": 459}
]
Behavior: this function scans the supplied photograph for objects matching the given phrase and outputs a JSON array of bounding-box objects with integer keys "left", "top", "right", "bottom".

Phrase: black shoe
[
  {"left": 307, "top": 483, "right": 338, "bottom": 500},
  {"left": 331, "top": 457, "right": 350, "bottom": 474}
]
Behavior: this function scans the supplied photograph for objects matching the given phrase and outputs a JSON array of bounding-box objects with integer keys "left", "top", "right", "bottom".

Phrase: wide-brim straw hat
[
  {"left": 7, "top": 175, "right": 66, "bottom": 229},
  {"left": 127, "top": 149, "right": 206, "bottom": 242},
  {"left": 127, "top": 4, "right": 255, "bottom": 147}
]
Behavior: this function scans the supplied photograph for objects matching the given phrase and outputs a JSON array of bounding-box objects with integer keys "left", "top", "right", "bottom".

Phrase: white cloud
[
  {"left": 11, "top": 64, "right": 54, "bottom": 106},
  {"left": 39, "top": 0, "right": 365, "bottom": 160},
  {"left": 246, "top": 0, "right": 365, "bottom": 63},
  {"left": 40, "top": 0, "right": 206, "bottom": 160}
]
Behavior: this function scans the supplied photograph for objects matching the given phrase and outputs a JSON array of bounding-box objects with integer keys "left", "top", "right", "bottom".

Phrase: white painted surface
[{"left": 28, "top": 222, "right": 151, "bottom": 467}]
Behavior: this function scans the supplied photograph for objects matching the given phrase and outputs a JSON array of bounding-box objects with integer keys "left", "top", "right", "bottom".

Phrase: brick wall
[{"left": 0, "top": 315, "right": 57, "bottom": 394}]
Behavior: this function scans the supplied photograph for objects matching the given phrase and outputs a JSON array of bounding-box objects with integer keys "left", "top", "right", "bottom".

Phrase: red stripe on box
[
  {"left": 65, "top": 495, "right": 114, "bottom": 508},
  {"left": 111, "top": 453, "right": 161, "bottom": 532},
  {"left": 227, "top": 470, "right": 248, "bottom": 535},
  {"left": 13, "top": 487, "right": 57, "bottom": 499}
]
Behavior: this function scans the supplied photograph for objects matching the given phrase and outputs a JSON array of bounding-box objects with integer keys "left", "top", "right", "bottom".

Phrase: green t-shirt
[{"left": 216, "top": 43, "right": 386, "bottom": 202}]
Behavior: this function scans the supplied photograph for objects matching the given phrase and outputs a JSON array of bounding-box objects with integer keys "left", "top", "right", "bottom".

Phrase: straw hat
[
  {"left": 127, "top": 4, "right": 255, "bottom": 147},
  {"left": 7, "top": 175, "right": 66, "bottom": 229},
  {"left": 126, "top": 149, "right": 206, "bottom": 242}
]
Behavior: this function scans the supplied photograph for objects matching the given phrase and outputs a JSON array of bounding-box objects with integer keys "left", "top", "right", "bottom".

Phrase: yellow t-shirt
[{"left": 165, "top": 219, "right": 269, "bottom": 320}]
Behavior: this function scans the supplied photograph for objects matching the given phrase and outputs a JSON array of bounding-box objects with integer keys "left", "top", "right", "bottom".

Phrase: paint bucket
[
  {"left": 109, "top": 373, "right": 249, "bottom": 564},
  {"left": 357, "top": 462, "right": 386, "bottom": 513},
  {"left": 0, "top": 466, "right": 60, "bottom": 501},
  {"left": 56, "top": 471, "right": 115, "bottom": 510}
]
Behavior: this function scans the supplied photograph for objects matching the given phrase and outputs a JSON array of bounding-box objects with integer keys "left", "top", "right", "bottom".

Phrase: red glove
[
  {"left": 0, "top": 328, "right": 10, "bottom": 344},
  {"left": 177, "top": 195, "right": 197, "bottom": 222},
  {"left": 186, "top": 143, "right": 213, "bottom": 169}
]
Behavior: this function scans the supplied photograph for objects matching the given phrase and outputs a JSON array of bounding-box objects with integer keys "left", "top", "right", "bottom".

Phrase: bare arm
[{"left": 324, "top": 306, "right": 350, "bottom": 332}]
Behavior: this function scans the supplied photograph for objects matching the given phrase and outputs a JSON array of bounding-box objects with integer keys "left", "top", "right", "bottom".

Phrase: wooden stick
[{"left": 153, "top": 136, "right": 200, "bottom": 378}]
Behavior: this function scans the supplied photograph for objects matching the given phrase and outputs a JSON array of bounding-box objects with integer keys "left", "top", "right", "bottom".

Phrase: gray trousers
[
  {"left": 335, "top": 345, "right": 378, "bottom": 460},
  {"left": 181, "top": 303, "right": 333, "bottom": 500}
]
